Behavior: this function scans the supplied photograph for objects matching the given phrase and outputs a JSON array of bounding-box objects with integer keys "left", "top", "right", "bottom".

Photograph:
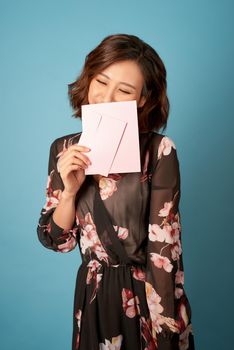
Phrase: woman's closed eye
[
  {"left": 96, "top": 79, "right": 131, "bottom": 94},
  {"left": 119, "top": 89, "right": 131, "bottom": 94},
  {"left": 96, "top": 79, "right": 107, "bottom": 85}
]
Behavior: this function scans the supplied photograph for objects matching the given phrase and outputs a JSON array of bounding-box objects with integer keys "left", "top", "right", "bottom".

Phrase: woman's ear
[{"left": 138, "top": 95, "right": 146, "bottom": 108}]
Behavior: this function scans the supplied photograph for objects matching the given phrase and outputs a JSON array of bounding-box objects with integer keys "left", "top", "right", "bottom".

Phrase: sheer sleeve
[
  {"left": 37, "top": 139, "right": 79, "bottom": 253},
  {"left": 145, "top": 135, "right": 193, "bottom": 349}
]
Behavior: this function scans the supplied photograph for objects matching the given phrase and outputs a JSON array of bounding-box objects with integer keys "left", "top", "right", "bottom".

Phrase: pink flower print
[
  {"left": 132, "top": 267, "right": 146, "bottom": 281},
  {"left": 79, "top": 213, "right": 109, "bottom": 262},
  {"left": 175, "top": 269, "right": 185, "bottom": 296},
  {"left": 145, "top": 282, "right": 164, "bottom": 315},
  {"left": 94, "top": 245, "right": 109, "bottom": 263},
  {"left": 171, "top": 219, "right": 181, "bottom": 241},
  {"left": 113, "top": 225, "right": 129, "bottom": 240},
  {"left": 86, "top": 259, "right": 102, "bottom": 285},
  {"left": 175, "top": 287, "right": 184, "bottom": 299},
  {"left": 57, "top": 235, "right": 77, "bottom": 253},
  {"left": 158, "top": 201, "right": 173, "bottom": 217},
  {"left": 75, "top": 309, "right": 82, "bottom": 350},
  {"left": 56, "top": 139, "right": 68, "bottom": 159},
  {"left": 99, "top": 177, "right": 117, "bottom": 200},
  {"left": 163, "top": 212, "right": 181, "bottom": 244},
  {"left": 148, "top": 224, "right": 166, "bottom": 242},
  {"left": 157, "top": 136, "right": 176, "bottom": 160},
  {"left": 75, "top": 309, "right": 82, "bottom": 329},
  {"left": 122, "top": 288, "right": 140, "bottom": 318},
  {"left": 178, "top": 302, "right": 189, "bottom": 330},
  {"left": 164, "top": 221, "right": 180, "bottom": 244},
  {"left": 163, "top": 223, "right": 174, "bottom": 244},
  {"left": 80, "top": 226, "right": 96, "bottom": 254},
  {"left": 179, "top": 324, "right": 193, "bottom": 350},
  {"left": 171, "top": 211, "right": 181, "bottom": 233},
  {"left": 87, "top": 259, "right": 102, "bottom": 272},
  {"left": 86, "top": 259, "right": 103, "bottom": 303},
  {"left": 171, "top": 240, "right": 182, "bottom": 261},
  {"left": 56, "top": 134, "right": 81, "bottom": 163},
  {"left": 47, "top": 189, "right": 62, "bottom": 207},
  {"left": 43, "top": 172, "right": 62, "bottom": 212},
  {"left": 38, "top": 222, "right": 51, "bottom": 235},
  {"left": 99, "top": 334, "right": 123, "bottom": 350},
  {"left": 73, "top": 213, "right": 80, "bottom": 226},
  {"left": 140, "top": 316, "right": 157, "bottom": 350},
  {"left": 56, "top": 136, "right": 80, "bottom": 172},
  {"left": 150, "top": 253, "right": 173, "bottom": 273},
  {"left": 118, "top": 227, "right": 128, "bottom": 240},
  {"left": 145, "top": 284, "right": 180, "bottom": 335},
  {"left": 149, "top": 219, "right": 180, "bottom": 245},
  {"left": 175, "top": 270, "right": 184, "bottom": 285},
  {"left": 80, "top": 213, "right": 99, "bottom": 251},
  {"left": 145, "top": 282, "right": 164, "bottom": 333}
]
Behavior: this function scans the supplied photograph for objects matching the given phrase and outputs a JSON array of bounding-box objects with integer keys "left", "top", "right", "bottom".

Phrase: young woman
[{"left": 37, "top": 33, "right": 195, "bottom": 350}]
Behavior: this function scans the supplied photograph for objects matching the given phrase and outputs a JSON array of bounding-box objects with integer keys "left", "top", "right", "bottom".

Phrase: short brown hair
[{"left": 68, "top": 34, "right": 169, "bottom": 132}]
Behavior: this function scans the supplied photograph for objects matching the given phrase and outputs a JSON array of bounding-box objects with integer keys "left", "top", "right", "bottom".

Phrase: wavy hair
[{"left": 68, "top": 34, "right": 169, "bottom": 132}]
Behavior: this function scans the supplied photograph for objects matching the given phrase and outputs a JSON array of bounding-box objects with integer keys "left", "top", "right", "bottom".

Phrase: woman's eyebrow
[{"left": 99, "top": 73, "right": 136, "bottom": 90}]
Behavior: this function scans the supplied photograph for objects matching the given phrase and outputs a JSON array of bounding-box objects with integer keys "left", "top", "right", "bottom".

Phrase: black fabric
[
  {"left": 93, "top": 183, "right": 132, "bottom": 265},
  {"left": 37, "top": 131, "right": 195, "bottom": 350}
]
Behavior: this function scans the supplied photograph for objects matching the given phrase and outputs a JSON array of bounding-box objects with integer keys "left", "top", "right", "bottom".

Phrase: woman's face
[{"left": 88, "top": 60, "right": 146, "bottom": 107}]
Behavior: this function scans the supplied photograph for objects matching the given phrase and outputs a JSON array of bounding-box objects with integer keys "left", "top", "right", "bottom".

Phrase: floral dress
[{"left": 37, "top": 131, "right": 195, "bottom": 350}]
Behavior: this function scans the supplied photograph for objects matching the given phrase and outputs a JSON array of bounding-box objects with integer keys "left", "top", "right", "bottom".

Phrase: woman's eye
[
  {"left": 119, "top": 89, "right": 131, "bottom": 94},
  {"left": 96, "top": 79, "right": 107, "bottom": 85}
]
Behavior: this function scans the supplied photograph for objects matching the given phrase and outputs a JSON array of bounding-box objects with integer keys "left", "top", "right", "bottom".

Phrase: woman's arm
[
  {"left": 37, "top": 140, "right": 78, "bottom": 253},
  {"left": 52, "top": 190, "right": 77, "bottom": 230},
  {"left": 145, "top": 136, "right": 194, "bottom": 349}
]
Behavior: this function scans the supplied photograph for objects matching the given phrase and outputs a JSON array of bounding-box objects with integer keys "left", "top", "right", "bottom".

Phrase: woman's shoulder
[
  {"left": 144, "top": 131, "right": 177, "bottom": 151},
  {"left": 141, "top": 131, "right": 177, "bottom": 169},
  {"left": 50, "top": 132, "right": 82, "bottom": 156}
]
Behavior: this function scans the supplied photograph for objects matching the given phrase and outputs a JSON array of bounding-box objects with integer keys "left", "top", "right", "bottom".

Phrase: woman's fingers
[
  {"left": 61, "top": 164, "right": 83, "bottom": 179},
  {"left": 60, "top": 147, "right": 91, "bottom": 163},
  {"left": 57, "top": 147, "right": 91, "bottom": 173},
  {"left": 59, "top": 156, "right": 87, "bottom": 173},
  {"left": 58, "top": 150, "right": 87, "bottom": 164},
  {"left": 68, "top": 144, "right": 91, "bottom": 152}
]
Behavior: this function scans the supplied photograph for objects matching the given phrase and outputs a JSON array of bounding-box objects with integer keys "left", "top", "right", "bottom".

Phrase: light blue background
[{"left": 1, "top": 0, "right": 233, "bottom": 349}]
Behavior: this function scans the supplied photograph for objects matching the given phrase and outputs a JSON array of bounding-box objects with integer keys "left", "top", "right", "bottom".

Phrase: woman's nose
[{"left": 101, "top": 89, "right": 115, "bottom": 103}]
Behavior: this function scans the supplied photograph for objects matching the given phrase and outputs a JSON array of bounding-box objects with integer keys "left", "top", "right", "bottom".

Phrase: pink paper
[
  {"left": 78, "top": 114, "right": 127, "bottom": 176},
  {"left": 79, "top": 100, "right": 141, "bottom": 175}
]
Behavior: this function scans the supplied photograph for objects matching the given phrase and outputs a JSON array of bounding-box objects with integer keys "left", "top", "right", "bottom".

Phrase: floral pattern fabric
[{"left": 37, "top": 131, "right": 195, "bottom": 350}]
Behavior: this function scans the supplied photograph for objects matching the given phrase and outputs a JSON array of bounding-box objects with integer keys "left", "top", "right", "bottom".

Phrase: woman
[{"left": 37, "top": 34, "right": 195, "bottom": 350}]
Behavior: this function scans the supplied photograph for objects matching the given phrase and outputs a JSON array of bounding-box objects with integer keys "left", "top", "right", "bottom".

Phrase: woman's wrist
[{"left": 61, "top": 189, "right": 77, "bottom": 201}]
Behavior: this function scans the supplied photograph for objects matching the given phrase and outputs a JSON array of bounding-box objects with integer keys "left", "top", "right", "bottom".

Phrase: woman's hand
[{"left": 57, "top": 144, "right": 91, "bottom": 197}]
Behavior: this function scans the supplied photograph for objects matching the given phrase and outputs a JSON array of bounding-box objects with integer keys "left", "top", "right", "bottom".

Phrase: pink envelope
[
  {"left": 78, "top": 100, "right": 141, "bottom": 176},
  {"left": 78, "top": 113, "right": 127, "bottom": 176}
]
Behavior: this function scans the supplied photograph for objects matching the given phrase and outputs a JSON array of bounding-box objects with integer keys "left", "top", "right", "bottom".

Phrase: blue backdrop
[{"left": 1, "top": 0, "right": 233, "bottom": 349}]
